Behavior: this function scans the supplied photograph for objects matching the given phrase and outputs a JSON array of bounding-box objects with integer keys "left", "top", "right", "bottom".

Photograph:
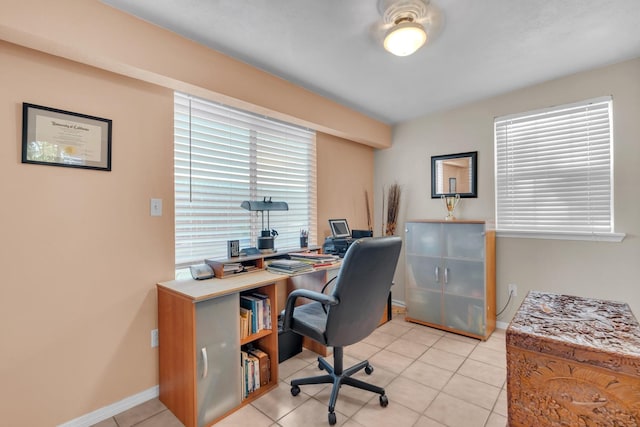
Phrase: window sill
[{"left": 496, "top": 230, "right": 626, "bottom": 242}]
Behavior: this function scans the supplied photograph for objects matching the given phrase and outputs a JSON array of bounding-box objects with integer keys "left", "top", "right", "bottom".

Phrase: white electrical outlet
[
  {"left": 151, "top": 329, "right": 159, "bottom": 348},
  {"left": 508, "top": 284, "right": 518, "bottom": 297}
]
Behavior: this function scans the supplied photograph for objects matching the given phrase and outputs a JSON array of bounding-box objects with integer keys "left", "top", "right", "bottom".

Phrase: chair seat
[{"left": 290, "top": 302, "right": 328, "bottom": 345}]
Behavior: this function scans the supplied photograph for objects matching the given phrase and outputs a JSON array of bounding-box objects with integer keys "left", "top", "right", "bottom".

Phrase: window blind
[
  {"left": 495, "top": 96, "right": 613, "bottom": 234},
  {"left": 175, "top": 92, "right": 317, "bottom": 267}
]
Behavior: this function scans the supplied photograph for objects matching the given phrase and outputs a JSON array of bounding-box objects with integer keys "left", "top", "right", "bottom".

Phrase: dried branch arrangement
[
  {"left": 365, "top": 190, "right": 372, "bottom": 232},
  {"left": 384, "top": 183, "right": 401, "bottom": 236}
]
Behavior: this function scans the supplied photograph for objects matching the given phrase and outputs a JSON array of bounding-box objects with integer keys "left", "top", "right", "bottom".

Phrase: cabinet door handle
[
  {"left": 444, "top": 267, "right": 449, "bottom": 284},
  {"left": 435, "top": 266, "right": 439, "bottom": 283},
  {"left": 201, "top": 347, "right": 208, "bottom": 379}
]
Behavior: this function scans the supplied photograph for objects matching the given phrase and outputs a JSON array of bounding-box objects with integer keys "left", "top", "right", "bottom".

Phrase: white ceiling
[{"left": 102, "top": 0, "right": 640, "bottom": 125}]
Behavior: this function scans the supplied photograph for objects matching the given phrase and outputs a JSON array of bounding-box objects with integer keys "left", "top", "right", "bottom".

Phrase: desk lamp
[{"left": 240, "top": 197, "right": 288, "bottom": 253}]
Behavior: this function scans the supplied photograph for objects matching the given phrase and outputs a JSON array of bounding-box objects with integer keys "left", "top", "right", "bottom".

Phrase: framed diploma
[{"left": 22, "top": 103, "right": 112, "bottom": 171}]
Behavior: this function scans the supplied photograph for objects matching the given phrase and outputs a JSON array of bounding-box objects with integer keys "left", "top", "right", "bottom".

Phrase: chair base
[{"left": 290, "top": 347, "right": 388, "bottom": 425}]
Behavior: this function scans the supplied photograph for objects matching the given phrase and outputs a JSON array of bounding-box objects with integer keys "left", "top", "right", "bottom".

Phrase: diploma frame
[{"left": 22, "top": 103, "right": 112, "bottom": 171}]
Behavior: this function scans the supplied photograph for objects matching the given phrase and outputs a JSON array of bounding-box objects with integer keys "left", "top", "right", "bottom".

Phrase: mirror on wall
[{"left": 431, "top": 151, "right": 477, "bottom": 198}]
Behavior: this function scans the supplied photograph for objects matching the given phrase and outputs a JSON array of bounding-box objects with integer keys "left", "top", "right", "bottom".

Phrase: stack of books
[
  {"left": 240, "top": 347, "right": 270, "bottom": 399},
  {"left": 288, "top": 252, "right": 340, "bottom": 268},
  {"left": 266, "top": 259, "right": 314, "bottom": 274},
  {"left": 240, "top": 293, "right": 272, "bottom": 336}
]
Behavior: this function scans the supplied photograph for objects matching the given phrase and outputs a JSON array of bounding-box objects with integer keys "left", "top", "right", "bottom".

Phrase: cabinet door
[
  {"left": 406, "top": 222, "right": 444, "bottom": 324},
  {"left": 196, "top": 293, "right": 241, "bottom": 427},
  {"left": 441, "top": 223, "right": 486, "bottom": 336}
]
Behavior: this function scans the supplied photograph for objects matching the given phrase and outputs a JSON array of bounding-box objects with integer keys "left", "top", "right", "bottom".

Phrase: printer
[{"left": 322, "top": 219, "right": 372, "bottom": 258}]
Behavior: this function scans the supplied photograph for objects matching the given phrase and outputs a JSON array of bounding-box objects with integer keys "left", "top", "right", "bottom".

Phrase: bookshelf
[{"left": 157, "top": 272, "right": 280, "bottom": 427}]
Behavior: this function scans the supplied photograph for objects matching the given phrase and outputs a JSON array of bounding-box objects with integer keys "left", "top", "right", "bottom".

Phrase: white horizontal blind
[
  {"left": 175, "top": 92, "right": 316, "bottom": 267},
  {"left": 495, "top": 96, "right": 613, "bottom": 234}
]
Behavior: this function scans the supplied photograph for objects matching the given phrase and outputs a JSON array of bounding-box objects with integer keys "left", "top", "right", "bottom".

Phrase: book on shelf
[
  {"left": 240, "top": 293, "right": 272, "bottom": 334},
  {"left": 240, "top": 350, "right": 261, "bottom": 399},
  {"left": 239, "top": 307, "right": 252, "bottom": 339},
  {"left": 247, "top": 347, "right": 270, "bottom": 386}
]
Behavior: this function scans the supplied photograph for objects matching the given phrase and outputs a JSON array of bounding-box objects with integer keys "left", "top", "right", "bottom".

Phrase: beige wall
[
  {"left": 317, "top": 132, "right": 374, "bottom": 240},
  {"left": 0, "top": 42, "right": 175, "bottom": 425},
  {"left": 375, "top": 57, "right": 640, "bottom": 321},
  {"left": 0, "top": 41, "right": 378, "bottom": 426},
  {"left": 0, "top": 0, "right": 390, "bottom": 149}
]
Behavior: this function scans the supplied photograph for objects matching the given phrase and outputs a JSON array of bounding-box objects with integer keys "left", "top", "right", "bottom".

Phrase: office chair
[{"left": 282, "top": 236, "right": 402, "bottom": 425}]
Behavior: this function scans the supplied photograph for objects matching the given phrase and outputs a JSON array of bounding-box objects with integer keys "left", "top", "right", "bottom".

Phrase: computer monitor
[{"left": 328, "top": 218, "right": 351, "bottom": 239}]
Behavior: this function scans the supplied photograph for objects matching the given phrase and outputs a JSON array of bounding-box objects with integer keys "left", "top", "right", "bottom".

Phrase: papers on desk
[
  {"left": 267, "top": 253, "right": 340, "bottom": 274},
  {"left": 288, "top": 252, "right": 340, "bottom": 267},
  {"left": 266, "top": 259, "right": 314, "bottom": 274}
]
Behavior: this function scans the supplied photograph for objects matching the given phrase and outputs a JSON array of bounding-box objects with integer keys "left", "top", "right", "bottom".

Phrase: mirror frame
[{"left": 431, "top": 151, "right": 478, "bottom": 198}]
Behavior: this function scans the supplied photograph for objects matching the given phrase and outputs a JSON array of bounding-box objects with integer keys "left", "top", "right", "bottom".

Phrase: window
[
  {"left": 495, "top": 96, "right": 621, "bottom": 240},
  {"left": 174, "top": 93, "right": 316, "bottom": 267}
]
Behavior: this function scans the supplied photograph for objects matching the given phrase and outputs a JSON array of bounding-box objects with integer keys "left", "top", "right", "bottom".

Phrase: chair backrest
[{"left": 324, "top": 236, "right": 402, "bottom": 347}]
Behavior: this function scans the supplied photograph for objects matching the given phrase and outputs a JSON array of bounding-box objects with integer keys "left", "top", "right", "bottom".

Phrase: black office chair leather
[{"left": 282, "top": 236, "right": 402, "bottom": 425}]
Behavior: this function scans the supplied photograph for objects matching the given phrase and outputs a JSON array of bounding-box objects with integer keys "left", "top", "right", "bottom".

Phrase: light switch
[{"left": 150, "top": 198, "right": 163, "bottom": 216}]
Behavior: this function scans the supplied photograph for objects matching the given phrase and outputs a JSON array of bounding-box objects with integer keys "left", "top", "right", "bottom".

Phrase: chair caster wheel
[
  {"left": 365, "top": 364, "right": 374, "bottom": 375},
  {"left": 380, "top": 394, "right": 389, "bottom": 407},
  {"left": 291, "top": 385, "right": 300, "bottom": 396},
  {"left": 318, "top": 362, "right": 324, "bottom": 371},
  {"left": 328, "top": 412, "right": 337, "bottom": 425}
]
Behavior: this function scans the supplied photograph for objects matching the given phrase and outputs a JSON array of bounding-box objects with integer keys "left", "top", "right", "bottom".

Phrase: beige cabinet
[{"left": 404, "top": 220, "right": 495, "bottom": 340}]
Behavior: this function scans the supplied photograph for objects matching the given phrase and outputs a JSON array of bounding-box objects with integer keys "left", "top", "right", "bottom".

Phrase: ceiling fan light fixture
[{"left": 383, "top": 19, "right": 427, "bottom": 56}]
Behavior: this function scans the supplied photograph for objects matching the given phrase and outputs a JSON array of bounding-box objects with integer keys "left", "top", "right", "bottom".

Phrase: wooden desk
[{"left": 157, "top": 262, "right": 392, "bottom": 426}]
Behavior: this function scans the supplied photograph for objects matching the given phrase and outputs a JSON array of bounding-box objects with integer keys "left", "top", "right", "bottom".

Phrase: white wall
[{"left": 375, "top": 57, "right": 640, "bottom": 322}]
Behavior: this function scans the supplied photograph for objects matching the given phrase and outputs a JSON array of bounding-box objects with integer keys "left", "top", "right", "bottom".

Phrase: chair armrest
[{"left": 282, "top": 289, "right": 338, "bottom": 331}]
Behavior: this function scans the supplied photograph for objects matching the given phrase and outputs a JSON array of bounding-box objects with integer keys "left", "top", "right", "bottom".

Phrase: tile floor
[{"left": 93, "top": 313, "right": 508, "bottom": 427}]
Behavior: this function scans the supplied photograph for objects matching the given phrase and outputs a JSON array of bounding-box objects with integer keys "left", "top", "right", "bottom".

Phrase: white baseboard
[
  {"left": 57, "top": 385, "right": 159, "bottom": 427},
  {"left": 496, "top": 320, "right": 509, "bottom": 330}
]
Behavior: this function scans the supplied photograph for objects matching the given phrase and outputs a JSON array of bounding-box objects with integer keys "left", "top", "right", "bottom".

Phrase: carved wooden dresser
[{"left": 506, "top": 291, "right": 640, "bottom": 426}]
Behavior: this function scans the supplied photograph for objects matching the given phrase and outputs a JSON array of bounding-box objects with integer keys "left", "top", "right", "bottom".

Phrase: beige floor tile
[
  {"left": 113, "top": 399, "right": 167, "bottom": 427},
  {"left": 215, "top": 404, "right": 275, "bottom": 427},
  {"left": 400, "top": 327, "right": 442, "bottom": 347},
  {"left": 362, "top": 329, "right": 398, "bottom": 348},
  {"left": 278, "top": 398, "right": 348, "bottom": 427},
  {"left": 425, "top": 393, "right": 490, "bottom": 427},
  {"left": 468, "top": 345, "right": 506, "bottom": 369},
  {"left": 401, "top": 360, "right": 454, "bottom": 390},
  {"left": 368, "top": 348, "right": 415, "bottom": 374},
  {"left": 344, "top": 341, "right": 382, "bottom": 360},
  {"left": 385, "top": 337, "right": 430, "bottom": 359},
  {"left": 351, "top": 396, "right": 421, "bottom": 427},
  {"left": 457, "top": 359, "right": 506, "bottom": 388},
  {"left": 342, "top": 420, "right": 367, "bottom": 427},
  {"left": 493, "top": 387, "right": 508, "bottom": 417},
  {"left": 432, "top": 336, "right": 477, "bottom": 357},
  {"left": 278, "top": 356, "right": 312, "bottom": 379},
  {"left": 485, "top": 412, "right": 508, "bottom": 427},
  {"left": 442, "top": 374, "right": 500, "bottom": 410},
  {"left": 376, "top": 320, "right": 413, "bottom": 337},
  {"left": 413, "top": 415, "right": 446, "bottom": 427},
  {"left": 384, "top": 375, "right": 439, "bottom": 413},
  {"left": 252, "top": 381, "right": 310, "bottom": 421},
  {"left": 477, "top": 333, "right": 506, "bottom": 353},
  {"left": 91, "top": 417, "right": 118, "bottom": 427},
  {"left": 282, "top": 364, "right": 331, "bottom": 396},
  {"left": 418, "top": 347, "right": 466, "bottom": 372},
  {"left": 313, "top": 381, "right": 377, "bottom": 417},
  {"left": 444, "top": 332, "right": 481, "bottom": 345},
  {"left": 134, "top": 409, "right": 184, "bottom": 427}
]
